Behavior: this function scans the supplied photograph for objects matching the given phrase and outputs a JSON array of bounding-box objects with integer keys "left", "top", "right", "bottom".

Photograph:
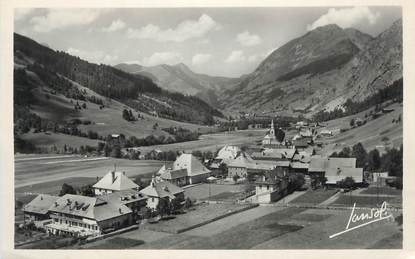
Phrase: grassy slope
[
  {"left": 22, "top": 76, "right": 217, "bottom": 149},
  {"left": 319, "top": 102, "right": 402, "bottom": 155}
]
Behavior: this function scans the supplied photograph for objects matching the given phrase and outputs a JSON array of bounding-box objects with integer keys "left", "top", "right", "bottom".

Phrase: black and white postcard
[{"left": 1, "top": 1, "right": 414, "bottom": 258}]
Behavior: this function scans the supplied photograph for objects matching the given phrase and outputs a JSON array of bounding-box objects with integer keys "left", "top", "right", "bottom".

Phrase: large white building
[
  {"left": 45, "top": 194, "right": 133, "bottom": 237},
  {"left": 172, "top": 153, "right": 211, "bottom": 184},
  {"left": 93, "top": 171, "right": 139, "bottom": 196}
]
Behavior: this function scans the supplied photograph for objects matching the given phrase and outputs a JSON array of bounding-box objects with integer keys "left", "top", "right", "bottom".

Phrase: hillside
[
  {"left": 219, "top": 20, "right": 402, "bottom": 116},
  {"left": 319, "top": 102, "right": 402, "bottom": 155},
  {"left": 114, "top": 62, "right": 240, "bottom": 107},
  {"left": 13, "top": 33, "right": 223, "bottom": 152},
  {"left": 14, "top": 33, "right": 223, "bottom": 126}
]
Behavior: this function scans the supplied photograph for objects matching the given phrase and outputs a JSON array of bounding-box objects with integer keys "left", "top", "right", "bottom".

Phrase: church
[{"left": 262, "top": 119, "right": 284, "bottom": 146}]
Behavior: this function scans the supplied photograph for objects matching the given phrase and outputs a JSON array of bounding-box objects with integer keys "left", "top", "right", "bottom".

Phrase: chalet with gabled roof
[
  {"left": 93, "top": 171, "right": 139, "bottom": 196},
  {"left": 139, "top": 176, "right": 185, "bottom": 210}
]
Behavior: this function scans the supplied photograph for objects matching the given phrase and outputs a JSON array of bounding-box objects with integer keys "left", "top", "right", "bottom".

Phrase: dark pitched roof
[
  {"left": 23, "top": 194, "right": 59, "bottom": 215},
  {"left": 93, "top": 171, "right": 139, "bottom": 191},
  {"left": 49, "top": 194, "right": 132, "bottom": 222},
  {"left": 309, "top": 157, "right": 356, "bottom": 172},
  {"left": 139, "top": 180, "right": 184, "bottom": 199}
]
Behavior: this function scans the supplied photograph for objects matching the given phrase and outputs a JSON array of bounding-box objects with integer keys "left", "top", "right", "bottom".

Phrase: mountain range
[
  {"left": 222, "top": 20, "right": 401, "bottom": 115},
  {"left": 114, "top": 62, "right": 241, "bottom": 107},
  {"left": 116, "top": 19, "right": 402, "bottom": 116}
]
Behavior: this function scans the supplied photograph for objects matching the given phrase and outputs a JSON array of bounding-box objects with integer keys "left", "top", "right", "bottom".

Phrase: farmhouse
[
  {"left": 23, "top": 194, "right": 59, "bottom": 223},
  {"left": 159, "top": 168, "right": 188, "bottom": 187},
  {"left": 172, "top": 153, "right": 211, "bottom": 184},
  {"left": 139, "top": 176, "right": 185, "bottom": 210},
  {"left": 227, "top": 152, "right": 280, "bottom": 178},
  {"left": 253, "top": 171, "right": 289, "bottom": 203},
  {"left": 93, "top": 171, "right": 139, "bottom": 196},
  {"left": 46, "top": 194, "right": 133, "bottom": 237},
  {"left": 308, "top": 157, "right": 363, "bottom": 185}
]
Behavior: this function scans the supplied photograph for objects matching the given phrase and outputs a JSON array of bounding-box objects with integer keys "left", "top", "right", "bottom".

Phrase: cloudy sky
[{"left": 15, "top": 7, "right": 401, "bottom": 77}]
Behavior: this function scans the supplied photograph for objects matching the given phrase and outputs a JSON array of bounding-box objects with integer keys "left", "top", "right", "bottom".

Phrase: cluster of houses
[
  {"left": 22, "top": 120, "right": 367, "bottom": 237},
  {"left": 23, "top": 171, "right": 186, "bottom": 238},
  {"left": 208, "top": 120, "right": 364, "bottom": 202},
  {"left": 22, "top": 153, "right": 213, "bottom": 238}
]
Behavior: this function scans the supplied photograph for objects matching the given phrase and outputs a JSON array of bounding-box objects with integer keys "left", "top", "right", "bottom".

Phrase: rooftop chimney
[{"left": 112, "top": 171, "right": 116, "bottom": 183}]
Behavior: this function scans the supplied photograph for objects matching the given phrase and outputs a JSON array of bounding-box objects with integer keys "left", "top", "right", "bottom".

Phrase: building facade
[{"left": 45, "top": 194, "right": 133, "bottom": 237}]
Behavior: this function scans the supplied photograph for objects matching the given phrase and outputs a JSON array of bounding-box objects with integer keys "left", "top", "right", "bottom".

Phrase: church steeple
[{"left": 270, "top": 119, "right": 275, "bottom": 137}]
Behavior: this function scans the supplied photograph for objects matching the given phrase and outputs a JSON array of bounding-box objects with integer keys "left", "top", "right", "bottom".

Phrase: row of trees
[{"left": 59, "top": 183, "right": 94, "bottom": 197}]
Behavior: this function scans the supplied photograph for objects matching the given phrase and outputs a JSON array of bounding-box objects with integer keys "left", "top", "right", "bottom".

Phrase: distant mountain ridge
[
  {"left": 218, "top": 20, "right": 402, "bottom": 115},
  {"left": 114, "top": 62, "right": 241, "bottom": 107}
]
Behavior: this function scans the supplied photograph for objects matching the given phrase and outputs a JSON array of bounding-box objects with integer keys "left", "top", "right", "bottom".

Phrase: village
[{"left": 16, "top": 118, "right": 402, "bottom": 249}]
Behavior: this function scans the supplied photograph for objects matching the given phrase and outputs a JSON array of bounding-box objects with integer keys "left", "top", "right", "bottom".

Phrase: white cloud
[
  {"left": 236, "top": 31, "right": 262, "bottom": 46},
  {"left": 122, "top": 60, "right": 142, "bottom": 65},
  {"left": 15, "top": 8, "right": 35, "bottom": 21},
  {"left": 102, "top": 19, "right": 126, "bottom": 32},
  {"left": 67, "top": 47, "right": 118, "bottom": 65},
  {"left": 127, "top": 14, "right": 220, "bottom": 42},
  {"left": 307, "top": 6, "right": 381, "bottom": 31},
  {"left": 225, "top": 50, "right": 246, "bottom": 63},
  {"left": 192, "top": 53, "right": 212, "bottom": 65},
  {"left": 30, "top": 9, "right": 103, "bottom": 32},
  {"left": 141, "top": 52, "right": 184, "bottom": 66}
]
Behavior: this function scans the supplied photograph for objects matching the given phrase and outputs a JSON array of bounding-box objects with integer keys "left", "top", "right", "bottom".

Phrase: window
[
  {"left": 151, "top": 197, "right": 154, "bottom": 202},
  {"left": 267, "top": 185, "right": 270, "bottom": 190}
]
